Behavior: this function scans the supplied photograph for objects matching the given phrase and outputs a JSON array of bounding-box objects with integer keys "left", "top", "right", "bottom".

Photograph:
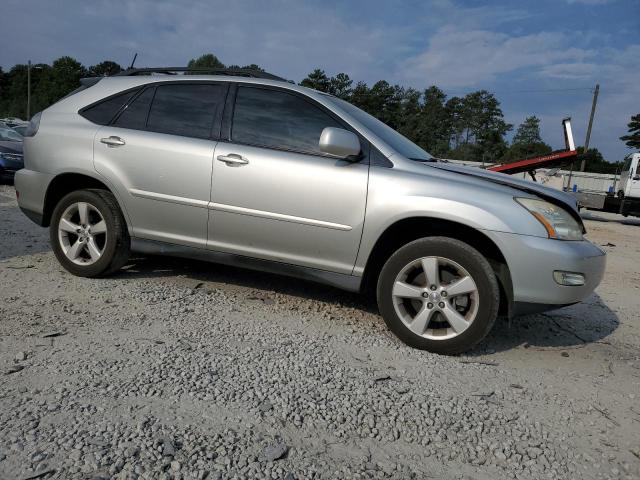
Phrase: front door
[
  {"left": 94, "top": 82, "right": 227, "bottom": 247},
  {"left": 208, "top": 85, "right": 369, "bottom": 274}
]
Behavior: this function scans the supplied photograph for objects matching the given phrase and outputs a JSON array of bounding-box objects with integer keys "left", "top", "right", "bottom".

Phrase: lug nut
[
  {"left": 438, "top": 302, "right": 445, "bottom": 308},
  {"left": 422, "top": 292, "right": 429, "bottom": 298},
  {"left": 427, "top": 303, "right": 433, "bottom": 309},
  {"left": 430, "top": 285, "right": 437, "bottom": 291},
  {"left": 441, "top": 291, "right": 448, "bottom": 298}
]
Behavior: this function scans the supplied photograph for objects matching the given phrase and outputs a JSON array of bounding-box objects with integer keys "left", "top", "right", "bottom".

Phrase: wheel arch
[
  {"left": 42, "top": 171, "right": 130, "bottom": 229},
  {"left": 360, "top": 216, "right": 513, "bottom": 317}
]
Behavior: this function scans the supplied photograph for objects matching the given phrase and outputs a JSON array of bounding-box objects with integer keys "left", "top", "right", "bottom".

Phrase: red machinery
[{"left": 487, "top": 118, "right": 578, "bottom": 175}]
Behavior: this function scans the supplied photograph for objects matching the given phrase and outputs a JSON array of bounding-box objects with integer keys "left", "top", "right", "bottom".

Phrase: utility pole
[
  {"left": 27, "top": 60, "right": 31, "bottom": 120},
  {"left": 580, "top": 83, "right": 599, "bottom": 172}
]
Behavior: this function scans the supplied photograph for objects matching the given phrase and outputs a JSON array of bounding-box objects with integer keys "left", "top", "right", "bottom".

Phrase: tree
[
  {"left": 187, "top": 54, "right": 225, "bottom": 71},
  {"left": 414, "top": 86, "right": 451, "bottom": 156},
  {"left": 300, "top": 69, "right": 331, "bottom": 92},
  {"left": 575, "top": 147, "right": 623, "bottom": 174},
  {"left": 620, "top": 114, "right": 640, "bottom": 149},
  {"left": 328, "top": 73, "right": 353, "bottom": 99},
  {"left": 88, "top": 61, "right": 122, "bottom": 77},
  {"left": 502, "top": 116, "right": 552, "bottom": 163}
]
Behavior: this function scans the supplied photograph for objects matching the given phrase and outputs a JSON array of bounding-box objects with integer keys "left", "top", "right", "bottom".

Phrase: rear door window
[
  {"left": 80, "top": 89, "right": 138, "bottom": 125},
  {"left": 145, "top": 84, "right": 226, "bottom": 139},
  {"left": 231, "top": 86, "right": 344, "bottom": 155}
]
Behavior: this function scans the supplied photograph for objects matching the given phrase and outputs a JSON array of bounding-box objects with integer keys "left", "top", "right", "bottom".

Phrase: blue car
[{"left": 0, "top": 127, "right": 24, "bottom": 183}]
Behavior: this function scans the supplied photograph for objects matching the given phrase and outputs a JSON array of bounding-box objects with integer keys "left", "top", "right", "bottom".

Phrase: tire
[
  {"left": 377, "top": 237, "right": 499, "bottom": 355},
  {"left": 49, "top": 189, "right": 130, "bottom": 277}
]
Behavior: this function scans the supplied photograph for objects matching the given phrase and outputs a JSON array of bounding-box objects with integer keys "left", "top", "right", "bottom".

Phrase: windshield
[
  {"left": 0, "top": 128, "right": 23, "bottom": 142},
  {"left": 327, "top": 96, "right": 434, "bottom": 161}
]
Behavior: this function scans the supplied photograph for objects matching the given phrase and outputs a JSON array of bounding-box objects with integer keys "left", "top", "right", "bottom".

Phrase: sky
[{"left": 1, "top": 0, "right": 639, "bottom": 162}]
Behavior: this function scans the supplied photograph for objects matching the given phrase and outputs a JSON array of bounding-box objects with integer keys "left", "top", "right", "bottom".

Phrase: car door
[
  {"left": 93, "top": 82, "right": 227, "bottom": 248},
  {"left": 208, "top": 85, "right": 369, "bottom": 274}
]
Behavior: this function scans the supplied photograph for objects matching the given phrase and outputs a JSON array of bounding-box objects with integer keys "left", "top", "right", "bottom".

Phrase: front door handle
[
  {"left": 100, "top": 136, "right": 126, "bottom": 147},
  {"left": 217, "top": 154, "right": 249, "bottom": 166}
]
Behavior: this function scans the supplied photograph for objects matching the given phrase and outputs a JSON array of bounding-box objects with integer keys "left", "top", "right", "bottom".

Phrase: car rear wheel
[
  {"left": 377, "top": 237, "right": 500, "bottom": 355},
  {"left": 50, "top": 189, "right": 130, "bottom": 277}
]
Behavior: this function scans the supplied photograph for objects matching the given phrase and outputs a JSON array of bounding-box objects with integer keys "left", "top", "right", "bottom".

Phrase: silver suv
[{"left": 15, "top": 68, "right": 606, "bottom": 354}]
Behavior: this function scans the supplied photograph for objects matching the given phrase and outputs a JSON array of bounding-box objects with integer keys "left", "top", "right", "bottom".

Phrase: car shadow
[
  {"left": 582, "top": 211, "right": 640, "bottom": 227},
  {"left": 116, "top": 255, "right": 619, "bottom": 354},
  {"left": 468, "top": 293, "right": 619, "bottom": 355},
  {"left": 114, "top": 254, "right": 380, "bottom": 314}
]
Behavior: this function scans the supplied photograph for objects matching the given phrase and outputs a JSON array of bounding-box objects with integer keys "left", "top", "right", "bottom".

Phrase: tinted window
[
  {"left": 81, "top": 89, "right": 138, "bottom": 125},
  {"left": 232, "top": 87, "right": 343, "bottom": 154},
  {"left": 146, "top": 84, "right": 225, "bottom": 138},
  {"left": 114, "top": 87, "right": 155, "bottom": 130}
]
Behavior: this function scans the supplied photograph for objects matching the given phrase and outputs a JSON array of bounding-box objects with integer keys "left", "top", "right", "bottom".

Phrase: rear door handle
[
  {"left": 100, "top": 136, "right": 126, "bottom": 147},
  {"left": 217, "top": 154, "right": 249, "bottom": 166}
]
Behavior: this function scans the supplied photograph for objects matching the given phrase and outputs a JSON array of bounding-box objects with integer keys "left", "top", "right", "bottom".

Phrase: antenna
[{"left": 129, "top": 53, "right": 138, "bottom": 70}]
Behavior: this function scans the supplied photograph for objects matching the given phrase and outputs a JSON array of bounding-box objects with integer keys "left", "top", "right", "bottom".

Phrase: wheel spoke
[
  {"left": 393, "top": 281, "right": 423, "bottom": 299},
  {"left": 409, "top": 306, "right": 434, "bottom": 335},
  {"left": 65, "top": 240, "right": 84, "bottom": 260},
  {"left": 86, "top": 238, "right": 102, "bottom": 260},
  {"left": 441, "top": 304, "right": 470, "bottom": 333},
  {"left": 91, "top": 220, "right": 107, "bottom": 234},
  {"left": 421, "top": 257, "right": 439, "bottom": 287},
  {"left": 446, "top": 276, "right": 476, "bottom": 297},
  {"left": 59, "top": 218, "right": 80, "bottom": 233},
  {"left": 77, "top": 202, "right": 89, "bottom": 225}
]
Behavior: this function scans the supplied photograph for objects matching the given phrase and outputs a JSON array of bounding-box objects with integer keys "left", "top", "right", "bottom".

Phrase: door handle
[
  {"left": 217, "top": 154, "right": 249, "bottom": 166},
  {"left": 100, "top": 136, "right": 126, "bottom": 147}
]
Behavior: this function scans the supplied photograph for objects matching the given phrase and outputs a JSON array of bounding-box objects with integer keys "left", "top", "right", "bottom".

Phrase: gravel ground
[{"left": 1, "top": 183, "right": 639, "bottom": 480}]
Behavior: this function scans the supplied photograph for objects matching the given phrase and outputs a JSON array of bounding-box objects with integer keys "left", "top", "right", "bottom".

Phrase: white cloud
[
  {"left": 400, "top": 27, "right": 593, "bottom": 88},
  {"left": 565, "top": 0, "right": 613, "bottom": 4}
]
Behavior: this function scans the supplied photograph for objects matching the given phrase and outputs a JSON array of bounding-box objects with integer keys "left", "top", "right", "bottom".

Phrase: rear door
[
  {"left": 93, "top": 82, "right": 228, "bottom": 247},
  {"left": 208, "top": 85, "right": 369, "bottom": 274}
]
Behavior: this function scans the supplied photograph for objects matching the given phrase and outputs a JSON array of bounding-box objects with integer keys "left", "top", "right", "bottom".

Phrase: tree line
[{"left": 1, "top": 53, "right": 636, "bottom": 174}]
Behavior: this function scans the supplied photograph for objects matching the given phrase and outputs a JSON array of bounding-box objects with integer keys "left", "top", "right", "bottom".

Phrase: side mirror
[{"left": 319, "top": 127, "right": 361, "bottom": 158}]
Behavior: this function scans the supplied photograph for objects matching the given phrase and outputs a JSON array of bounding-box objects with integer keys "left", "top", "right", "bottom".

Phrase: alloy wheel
[
  {"left": 392, "top": 256, "right": 479, "bottom": 340},
  {"left": 57, "top": 202, "right": 107, "bottom": 266}
]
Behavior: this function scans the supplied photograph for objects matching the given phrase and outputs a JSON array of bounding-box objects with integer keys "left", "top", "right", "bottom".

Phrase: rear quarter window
[{"left": 80, "top": 89, "right": 139, "bottom": 125}]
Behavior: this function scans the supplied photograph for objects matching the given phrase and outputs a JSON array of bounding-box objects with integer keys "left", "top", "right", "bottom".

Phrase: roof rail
[{"left": 114, "top": 67, "right": 287, "bottom": 82}]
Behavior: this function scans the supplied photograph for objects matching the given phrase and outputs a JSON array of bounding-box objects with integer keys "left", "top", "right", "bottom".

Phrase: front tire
[
  {"left": 377, "top": 237, "right": 499, "bottom": 355},
  {"left": 50, "top": 189, "right": 130, "bottom": 277}
]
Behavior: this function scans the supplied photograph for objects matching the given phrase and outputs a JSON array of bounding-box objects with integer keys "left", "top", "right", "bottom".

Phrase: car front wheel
[
  {"left": 50, "top": 189, "right": 130, "bottom": 277},
  {"left": 377, "top": 237, "right": 500, "bottom": 355}
]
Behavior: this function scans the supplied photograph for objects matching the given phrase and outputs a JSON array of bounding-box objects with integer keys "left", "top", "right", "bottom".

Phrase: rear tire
[
  {"left": 50, "top": 189, "right": 130, "bottom": 277},
  {"left": 377, "top": 237, "right": 499, "bottom": 355}
]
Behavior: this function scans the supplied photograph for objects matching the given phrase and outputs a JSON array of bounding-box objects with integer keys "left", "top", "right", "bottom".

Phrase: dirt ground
[{"left": 1, "top": 183, "right": 639, "bottom": 480}]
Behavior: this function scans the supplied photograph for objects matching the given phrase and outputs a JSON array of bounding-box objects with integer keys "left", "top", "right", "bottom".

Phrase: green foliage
[
  {"left": 620, "top": 113, "right": 640, "bottom": 149},
  {"left": 88, "top": 61, "right": 122, "bottom": 77},
  {"left": 187, "top": 54, "right": 225, "bottom": 71},
  {"left": 575, "top": 147, "right": 623, "bottom": 174},
  {"left": 502, "top": 116, "right": 552, "bottom": 163}
]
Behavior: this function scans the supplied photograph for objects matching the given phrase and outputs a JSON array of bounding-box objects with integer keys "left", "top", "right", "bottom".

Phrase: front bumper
[{"left": 485, "top": 231, "right": 606, "bottom": 312}]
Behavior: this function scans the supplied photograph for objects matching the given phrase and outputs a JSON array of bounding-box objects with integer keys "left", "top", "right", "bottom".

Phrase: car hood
[{"left": 426, "top": 161, "right": 579, "bottom": 214}]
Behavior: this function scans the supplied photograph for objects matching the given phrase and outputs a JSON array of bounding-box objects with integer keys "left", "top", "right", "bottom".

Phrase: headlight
[{"left": 515, "top": 197, "right": 583, "bottom": 240}]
